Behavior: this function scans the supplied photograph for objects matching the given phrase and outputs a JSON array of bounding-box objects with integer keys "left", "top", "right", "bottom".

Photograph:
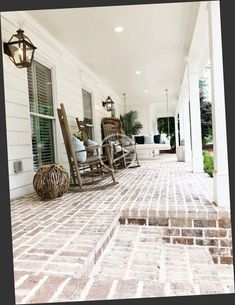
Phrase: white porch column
[
  {"left": 174, "top": 112, "right": 179, "bottom": 147},
  {"left": 178, "top": 100, "right": 184, "bottom": 143},
  {"left": 147, "top": 103, "right": 153, "bottom": 135},
  {"left": 187, "top": 58, "right": 203, "bottom": 172},
  {"left": 182, "top": 84, "right": 192, "bottom": 163},
  {"left": 208, "top": 1, "right": 230, "bottom": 207}
]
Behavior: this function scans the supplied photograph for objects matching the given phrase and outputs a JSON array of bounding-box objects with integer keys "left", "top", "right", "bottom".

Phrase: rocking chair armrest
[{"left": 85, "top": 145, "right": 101, "bottom": 151}]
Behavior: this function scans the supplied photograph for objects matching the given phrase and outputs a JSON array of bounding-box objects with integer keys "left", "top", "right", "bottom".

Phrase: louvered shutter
[{"left": 27, "top": 60, "right": 55, "bottom": 171}]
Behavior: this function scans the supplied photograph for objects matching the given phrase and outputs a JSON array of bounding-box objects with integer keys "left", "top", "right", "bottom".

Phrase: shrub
[
  {"left": 202, "top": 133, "right": 213, "bottom": 148},
  {"left": 157, "top": 117, "right": 176, "bottom": 151},
  {"left": 203, "top": 151, "right": 214, "bottom": 177}
]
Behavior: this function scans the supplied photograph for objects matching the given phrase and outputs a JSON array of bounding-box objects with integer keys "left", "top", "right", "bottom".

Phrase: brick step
[
  {"left": 119, "top": 216, "right": 232, "bottom": 264},
  {"left": 79, "top": 225, "right": 234, "bottom": 301},
  {"left": 74, "top": 210, "right": 120, "bottom": 277},
  {"left": 14, "top": 210, "right": 120, "bottom": 279},
  {"left": 14, "top": 225, "right": 234, "bottom": 304}
]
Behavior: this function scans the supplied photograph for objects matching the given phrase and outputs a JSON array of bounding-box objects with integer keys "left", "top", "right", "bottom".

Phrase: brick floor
[
  {"left": 10, "top": 155, "right": 234, "bottom": 303},
  {"left": 14, "top": 226, "right": 234, "bottom": 303},
  {"left": 88, "top": 226, "right": 234, "bottom": 291}
]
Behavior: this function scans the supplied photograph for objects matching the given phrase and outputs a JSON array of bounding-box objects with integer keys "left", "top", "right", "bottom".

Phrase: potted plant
[
  {"left": 75, "top": 131, "right": 84, "bottom": 141},
  {"left": 120, "top": 110, "right": 143, "bottom": 139},
  {"left": 176, "top": 139, "right": 185, "bottom": 162}
]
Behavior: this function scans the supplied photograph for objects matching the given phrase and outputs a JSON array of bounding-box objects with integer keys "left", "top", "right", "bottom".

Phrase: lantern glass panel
[
  {"left": 8, "top": 42, "right": 24, "bottom": 65},
  {"left": 107, "top": 103, "right": 113, "bottom": 112},
  {"left": 9, "top": 34, "right": 21, "bottom": 44},
  {"left": 25, "top": 46, "right": 34, "bottom": 64}
]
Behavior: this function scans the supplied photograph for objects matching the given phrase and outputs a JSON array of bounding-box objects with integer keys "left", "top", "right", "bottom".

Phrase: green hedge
[{"left": 203, "top": 151, "right": 214, "bottom": 177}]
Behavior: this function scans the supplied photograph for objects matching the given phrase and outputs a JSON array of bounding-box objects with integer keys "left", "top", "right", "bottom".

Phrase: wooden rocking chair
[
  {"left": 76, "top": 118, "right": 89, "bottom": 145},
  {"left": 101, "top": 117, "right": 140, "bottom": 169},
  {"left": 57, "top": 103, "right": 116, "bottom": 189}
]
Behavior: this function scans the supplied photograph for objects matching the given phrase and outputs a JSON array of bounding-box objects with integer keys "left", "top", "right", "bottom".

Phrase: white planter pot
[
  {"left": 176, "top": 146, "right": 185, "bottom": 162},
  {"left": 72, "top": 137, "right": 87, "bottom": 163}
]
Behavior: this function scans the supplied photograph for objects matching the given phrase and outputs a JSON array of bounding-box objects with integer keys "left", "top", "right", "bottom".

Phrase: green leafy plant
[
  {"left": 203, "top": 151, "right": 214, "bottom": 177},
  {"left": 120, "top": 111, "right": 143, "bottom": 138},
  {"left": 74, "top": 131, "right": 84, "bottom": 141},
  {"left": 202, "top": 133, "right": 213, "bottom": 147}
]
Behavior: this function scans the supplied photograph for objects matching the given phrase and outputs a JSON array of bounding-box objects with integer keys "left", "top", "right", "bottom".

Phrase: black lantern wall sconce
[
  {"left": 3, "top": 29, "right": 37, "bottom": 68},
  {"left": 102, "top": 96, "right": 115, "bottom": 112}
]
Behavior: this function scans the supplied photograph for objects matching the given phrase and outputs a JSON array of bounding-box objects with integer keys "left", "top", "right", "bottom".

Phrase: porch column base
[{"left": 213, "top": 172, "right": 230, "bottom": 207}]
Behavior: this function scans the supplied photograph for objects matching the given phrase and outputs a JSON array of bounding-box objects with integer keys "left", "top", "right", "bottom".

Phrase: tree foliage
[
  {"left": 157, "top": 117, "right": 176, "bottom": 150},
  {"left": 199, "top": 77, "right": 213, "bottom": 146},
  {"left": 120, "top": 110, "right": 143, "bottom": 138}
]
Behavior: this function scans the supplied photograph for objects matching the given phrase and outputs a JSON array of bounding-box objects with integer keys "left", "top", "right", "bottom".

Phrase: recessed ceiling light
[
  {"left": 136, "top": 70, "right": 142, "bottom": 75},
  {"left": 114, "top": 26, "right": 124, "bottom": 33},
  {"left": 144, "top": 90, "right": 149, "bottom": 93}
]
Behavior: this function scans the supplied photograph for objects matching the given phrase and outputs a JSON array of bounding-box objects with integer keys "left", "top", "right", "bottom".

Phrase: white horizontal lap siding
[
  {"left": 9, "top": 171, "right": 34, "bottom": 190},
  {"left": 6, "top": 117, "right": 31, "bottom": 132},
  {"left": 2, "top": 19, "right": 34, "bottom": 199},
  {"left": 4, "top": 87, "right": 28, "bottom": 106},
  {"left": 7, "top": 146, "right": 32, "bottom": 161},
  {"left": 3, "top": 71, "right": 27, "bottom": 92},
  {"left": 5, "top": 102, "right": 29, "bottom": 119},
  {"left": 10, "top": 185, "right": 34, "bottom": 200},
  {"left": 7, "top": 131, "right": 31, "bottom": 146},
  {"left": 2, "top": 11, "right": 123, "bottom": 199},
  {"left": 8, "top": 158, "right": 33, "bottom": 176}
]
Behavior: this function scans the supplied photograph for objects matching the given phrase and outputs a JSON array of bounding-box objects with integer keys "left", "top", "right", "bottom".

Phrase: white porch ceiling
[{"left": 27, "top": 2, "right": 199, "bottom": 110}]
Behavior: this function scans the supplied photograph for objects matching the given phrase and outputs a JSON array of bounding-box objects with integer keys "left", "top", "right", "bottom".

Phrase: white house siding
[{"left": 1, "top": 11, "right": 122, "bottom": 199}]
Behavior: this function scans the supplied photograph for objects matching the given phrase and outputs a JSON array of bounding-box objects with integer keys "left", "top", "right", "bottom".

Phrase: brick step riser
[
  {"left": 81, "top": 221, "right": 120, "bottom": 277},
  {"left": 119, "top": 217, "right": 233, "bottom": 265}
]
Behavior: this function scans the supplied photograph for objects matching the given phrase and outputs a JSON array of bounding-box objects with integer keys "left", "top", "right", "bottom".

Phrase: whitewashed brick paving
[
  {"left": 84, "top": 226, "right": 234, "bottom": 299},
  {"left": 11, "top": 155, "right": 234, "bottom": 303}
]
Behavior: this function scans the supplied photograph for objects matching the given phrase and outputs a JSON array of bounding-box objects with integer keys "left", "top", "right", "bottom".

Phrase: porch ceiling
[{"left": 28, "top": 2, "right": 199, "bottom": 106}]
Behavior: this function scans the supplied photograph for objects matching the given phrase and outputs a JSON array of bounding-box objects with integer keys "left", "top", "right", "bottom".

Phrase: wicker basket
[{"left": 33, "top": 164, "right": 69, "bottom": 200}]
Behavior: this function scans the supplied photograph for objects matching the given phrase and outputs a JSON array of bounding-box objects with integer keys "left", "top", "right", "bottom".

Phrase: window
[
  {"left": 82, "top": 89, "right": 94, "bottom": 139},
  {"left": 27, "top": 60, "right": 55, "bottom": 171}
]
